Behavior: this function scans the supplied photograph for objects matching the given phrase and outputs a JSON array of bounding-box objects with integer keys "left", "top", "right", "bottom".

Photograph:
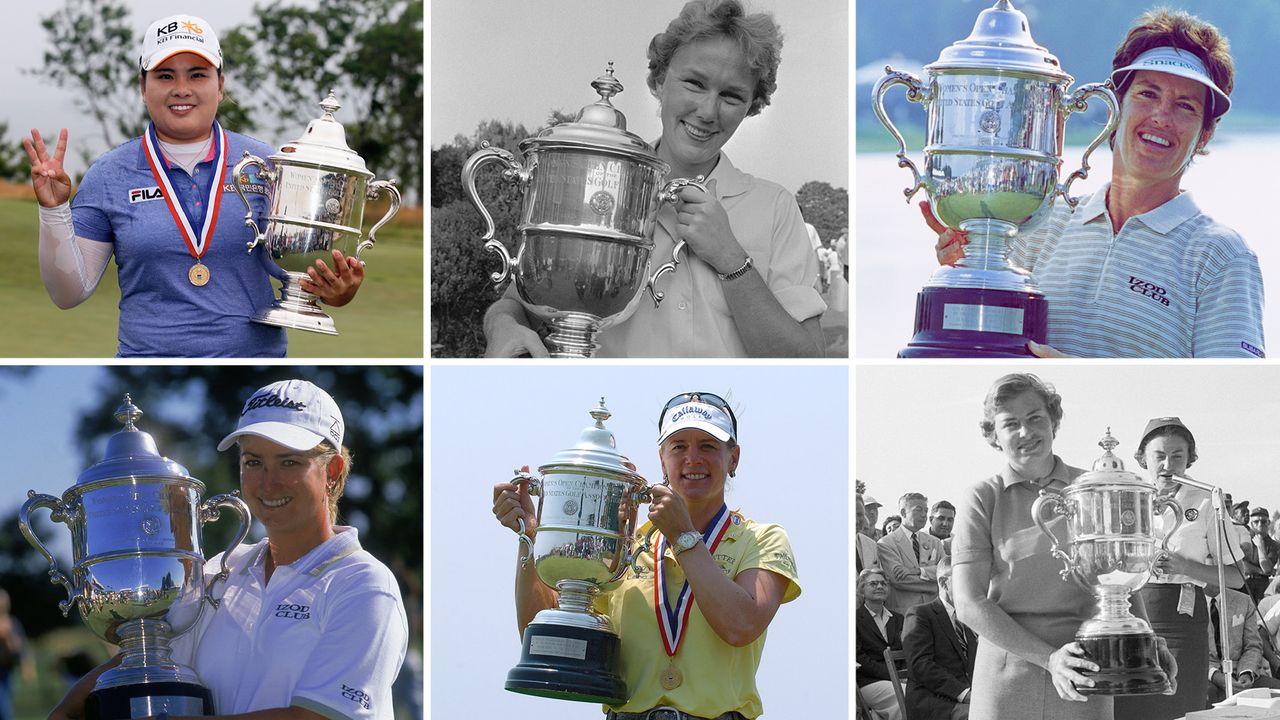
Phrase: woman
[
  {"left": 492, "top": 392, "right": 800, "bottom": 718},
  {"left": 881, "top": 516, "right": 902, "bottom": 538},
  {"left": 23, "top": 14, "right": 363, "bottom": 358},
  {"left": 1116, "top": 417, "right": 1243, "bottom": 718},
  {"left": 52, "top": 379, "right": 408, "bottom": 719},
  {"left": 484, "top": 0, "right": 826, "bottom": 358},
  {"left": 932, "top": 9, "right": 1262, "bottom": 358},
  {"left": 951, "top": 373, "right": 1174, "bottom": 719}
]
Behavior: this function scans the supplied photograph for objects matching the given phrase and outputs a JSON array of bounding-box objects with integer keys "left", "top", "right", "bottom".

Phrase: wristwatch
[{"left": 673, "top": 531, "right": 702, "bottom": 556}]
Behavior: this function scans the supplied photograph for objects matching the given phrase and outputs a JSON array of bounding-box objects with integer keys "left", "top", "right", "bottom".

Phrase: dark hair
[
  {"left": 881, "top": 515, "right": 901, "bottom": 535},
  {"left": 979, "top": 374, "right": 1063, "bottom": 450},
  {"left": 646, "top": 0, "right": 782, "bottom": 117},
  {"left": 930, "top": 500, "right": 956, "bottom": 515},
  {"left": 1112, "top": 8, "right": 1233, "bottom": 134},
  {"left": 1134, "top": 425, "right": 1198, "bottom": 469}
]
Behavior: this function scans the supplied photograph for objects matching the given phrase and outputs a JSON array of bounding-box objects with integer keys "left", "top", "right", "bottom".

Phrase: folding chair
[{"left": 883, "top": 647, "right": 911, "bottom": 720}]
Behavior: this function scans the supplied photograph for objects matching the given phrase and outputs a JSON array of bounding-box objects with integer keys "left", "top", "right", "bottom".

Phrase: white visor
[{"left": 1111, "top": 46, "right": 1230, "bottom": 119}]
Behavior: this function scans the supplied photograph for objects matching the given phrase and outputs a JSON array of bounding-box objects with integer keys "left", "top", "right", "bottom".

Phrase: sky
[
  {"left": 857, "top": 364, "right": 1280, "bottom": 521},
  {"left": 3, "top": 1, "right": 314, "bottom": 178},
  {"left": 429, "top": 0, "right": 849, "bottom": 195},
  {"left": 429, "top": 363, "right": 850, "bottom": 718}
]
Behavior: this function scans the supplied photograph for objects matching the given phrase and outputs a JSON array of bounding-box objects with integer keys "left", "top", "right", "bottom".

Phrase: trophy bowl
[
  {"left": 1032, "top": 429, "right": 1182, "bottom": 695},
  {"left": 505, "top": 399, "right": 651, "bottom": 704},
  {"left": 19, "top": 395, "right": 251, "bottom": 719},
  {"left": 234, "top": 91, "right": 401, "bottom": 335},
  {"left": 873, "top": 0, "right": 1118, "bottom": 357},
  {"left": 463, "top": 64, "right": 706, "bottom": 357}
]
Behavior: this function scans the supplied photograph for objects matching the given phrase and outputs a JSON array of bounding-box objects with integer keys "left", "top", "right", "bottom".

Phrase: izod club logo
[
  {"left": 1128, "top": 276, "right": 1171, "bottom": 307},
  {"left": 274, "top": 602, "right": 311, "bottom": 620},
  {"left": 129, "top": 186, "right": 164, "bottom": 204}
]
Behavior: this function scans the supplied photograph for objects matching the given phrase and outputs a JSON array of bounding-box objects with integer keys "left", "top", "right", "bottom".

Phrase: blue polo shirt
[{"left": 71, "top": 129, "right": 287, "bottom": 357}]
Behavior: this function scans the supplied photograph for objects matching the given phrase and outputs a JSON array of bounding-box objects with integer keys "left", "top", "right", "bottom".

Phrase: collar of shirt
[
  {"left": 646, "top": 146, "right": 752, "bottom": 201},
  {"left": 135, "top": 132, "right": 221, "bottom": 172},
  {"left": 1079, "top": 181, "right": 1203, "bottom": 235},
  {"left": 995, "top": 455, "right": 1069, "bottom": 492},
  {"left": 863, "top": 603, "right": 891, "bottom": 622}
]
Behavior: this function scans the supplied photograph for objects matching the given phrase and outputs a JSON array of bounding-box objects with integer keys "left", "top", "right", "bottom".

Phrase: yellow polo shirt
[{"left": 596, "top": 511, "right": 801, "bottom": 718}]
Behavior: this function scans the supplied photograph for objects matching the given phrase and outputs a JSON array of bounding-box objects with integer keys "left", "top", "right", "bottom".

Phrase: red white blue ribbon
[
  {"left": 141, "top": 121, "right": 228, "bottom": 261},
  {"left": 653, "top": 503, "right": 733, "bottom": 656}
]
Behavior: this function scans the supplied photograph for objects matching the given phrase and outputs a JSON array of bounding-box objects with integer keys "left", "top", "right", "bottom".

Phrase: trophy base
[
  {"left": 86, "top": 681, "right": 213, "bottom": 720},
  {"left": 899, "top": 286, "right": 1048, "bottom": 358},
  {"left": 505, "top": 620, "right": 626, "bottom": 704},
  {"left": 253, "top": 272, "right": 339, "bottom": 335},
  {"left": 1077, "top": 633, "right": 1171, "bottom": 696}
]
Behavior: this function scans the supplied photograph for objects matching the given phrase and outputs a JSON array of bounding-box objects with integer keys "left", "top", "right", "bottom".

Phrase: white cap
[
  {"left": 657, "top": 398, "right": 735, "bottom": 445},
  {"left": 218, "top": 380, "right": 344, "bottom": 452},
  {"left": 140, "top": 15, "right": 222, "bottom": 72},
  {"left": 1111, "top": 46, "right": 1230, "bottom": 119},
  {"left": 863, "top": 495, "right": 883, "bottom": 509}
]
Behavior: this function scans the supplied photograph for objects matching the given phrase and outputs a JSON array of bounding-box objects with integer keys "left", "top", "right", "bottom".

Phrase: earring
[{"left": 729, "top": 469, "right": 736, "bottom": 478}]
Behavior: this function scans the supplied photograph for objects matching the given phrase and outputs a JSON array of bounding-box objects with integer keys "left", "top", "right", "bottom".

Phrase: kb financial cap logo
[{"left": 157, "top": 19, "right": 205, "bottom": 39}]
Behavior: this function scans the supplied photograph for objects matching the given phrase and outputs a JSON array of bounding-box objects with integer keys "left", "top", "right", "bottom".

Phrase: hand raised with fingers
[
  {"left": 23, "top": 128, "right": 72, "bottom": 208},
  {"left": 300, "top": 249, "right": 365, "bottom": 307},
  {"left": 1048, "top": 641, "right": 1098, "bottom": 701},
  {"left": 921, "top": 200, "right": 968, "bottom": 266}
]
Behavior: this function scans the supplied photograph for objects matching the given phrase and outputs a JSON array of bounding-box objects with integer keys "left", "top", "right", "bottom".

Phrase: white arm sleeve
[{"left": 38, "top": 202, "right": 113, "bottom": 309}]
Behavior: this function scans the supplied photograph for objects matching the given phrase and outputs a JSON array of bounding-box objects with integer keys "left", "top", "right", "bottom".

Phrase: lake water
[{"left": 855, "top": 133, "right": 1280, "bottom": 357}]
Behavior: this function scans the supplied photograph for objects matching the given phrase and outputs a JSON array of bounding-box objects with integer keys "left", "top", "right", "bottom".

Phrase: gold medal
[
  {"left": 188, "top": 262, "right": 210, "bottom": 286},
  {"left": 660, "top": 663, "right": 683, "bottom": 690}
]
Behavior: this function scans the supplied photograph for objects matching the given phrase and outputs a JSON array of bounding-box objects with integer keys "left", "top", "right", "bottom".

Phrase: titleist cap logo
[{"left": 242, "top": 391, "right": 306, "bottom": 416}]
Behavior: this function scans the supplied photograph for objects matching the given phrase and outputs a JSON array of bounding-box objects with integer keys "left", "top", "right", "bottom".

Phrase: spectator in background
[
  {"left": 864, "top": 495, "right": 884, "bottom": 538},
  {"left": 0, "top": 589, "right": 27, "bottom": 720},
  {"left": 835, "top": 228, "right": 848, "bottom": 281},
  {"left": 878, "top": 492, "right": 943, "bottom": 614},
  {"left": 1246, "top": 507, "right": 1280, "bottom": 603},
  {"left": 882, "top": 515, "right": 902, "bottom": 539},
  {"left": 904, "top": 556, "right": 977, "bottom": 720},
  {"left": 857, "top": 568, "right": 904, "bottom": 720},
  {"left": 1207, "top": 586, "right": 1280, "bottom": 704},
  {"left": 929, "top": 500, "right": 957, "bottom": 556},
  {"left": 858, "top": 494, "right": 881, "bottom": 573}
]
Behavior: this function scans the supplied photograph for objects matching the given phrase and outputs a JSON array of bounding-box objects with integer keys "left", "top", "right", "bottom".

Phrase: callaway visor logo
[{"left": 671, "top": 405, "right": 715, "bottom": 424}]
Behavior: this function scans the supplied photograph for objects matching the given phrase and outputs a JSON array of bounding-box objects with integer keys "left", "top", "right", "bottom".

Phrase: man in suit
[
  {"left": 857, "top": 494, "right": 880, "bottom": 573},
  {"left": 857, "top": 568, "right": 903, "bottom": 720},
  {"left": 904, "top": 556, "right": 977, "bottom": 720},
  {"left": 1207, "top": 586, "right": 1280, "bottom": 704},
  {"left": 878, "top": 492, "right": 944, "bottom": 613}
]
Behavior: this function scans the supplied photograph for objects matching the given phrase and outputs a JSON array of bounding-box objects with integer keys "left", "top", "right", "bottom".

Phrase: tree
[
  {"left": 224, "top": 0, "right": 424, "bottom": 201},
  {"left": 0, "top": 122, "right": 30, "bottom": 183},
  {"left": 796, "top": 180, "right": 849, "bottom": 245}
]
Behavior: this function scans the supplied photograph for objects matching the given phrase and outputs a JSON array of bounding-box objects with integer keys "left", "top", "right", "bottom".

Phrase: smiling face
[
  {"left": 929, "top": 507, "right": 956, "bottom": 538},
  {"left": 140, "top": 52, "right": 224, "bottom": 143},
  {"left": 859, "top": 572, "right": 889, "bottom": 604},
  {"left": 992, "top": 390, "right": 1055, "bottom": 476},
  {"left": 659, "top": 427, "right": 739, "bottom": 508},
  {"left": 1142, "top": 433, "right": 1190, "bottom": 491},
  {"left": 1113, "top": 70, "right": 1211, "bottom": 195},
  {"left": 901, "top": 499, "right": 928, "bottom": 532},
  {"left": 238, "top": 435, "right": 334, "bottom": 540},
  {"left": 655, "top": 35, "right": 755, "bottom": 178}
]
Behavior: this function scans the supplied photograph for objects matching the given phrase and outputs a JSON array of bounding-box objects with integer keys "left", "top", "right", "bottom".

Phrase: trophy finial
[
  {"left": 1099, "top": 427, "right": 1119, "bottom": 454},
  {"left": 319, "top": 90, "right": 341, "bottom": 118},
  {"left": 589, "top": 397, "right": 612, "bottom": 428},
  {"left": 590, "top": 63, "right": 624, "bottom": 105},
  {"left": 1091, "top": 427, "right": 1125, "bottom": 472},
  {"left": 114, "top": 394, "right": 143, "bottom": 432}
]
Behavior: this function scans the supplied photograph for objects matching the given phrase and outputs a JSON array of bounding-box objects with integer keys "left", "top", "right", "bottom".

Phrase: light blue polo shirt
[
  {"left": 71, "top": 129, "right": 288, "bottom": 357},
  {"left": 1010, "top": 184, "right": 1265, "bottom": 358}
]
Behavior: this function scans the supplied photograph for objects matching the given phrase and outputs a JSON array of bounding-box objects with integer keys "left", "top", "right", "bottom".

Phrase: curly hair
[
  {"left": 978, "top": 373, "right": 1064, "bottom": 450},
  {"left": 646, "top": 0, "right": 783, "bottom": 117},
  {"left": 1112, "top": 7, "right": 1234, "bottom": 132}
]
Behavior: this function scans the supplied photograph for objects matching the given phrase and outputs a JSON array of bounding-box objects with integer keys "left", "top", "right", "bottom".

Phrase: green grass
[
  {"left": 0, "top": 197, "right": 422, "bottom": 358},
  {"left": 12, "top": 627, "right": 114, "bottom": 720}
]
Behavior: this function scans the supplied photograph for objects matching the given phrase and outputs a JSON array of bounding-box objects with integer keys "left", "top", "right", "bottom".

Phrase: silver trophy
[
  {"left": 1032, "top": 429, "right": 1181, "bottom": 695},
  {"left": 19, "top": 395, "right": 251, "bottom": 718},
  {"left": 505, "top": 399, "right": 652, "bottom": 704},
  {"left": 233, "top": 91, "right": 401, "bottom": 335},
  {"left": 462, "top": 64, "right": 707, "bottom": 357},
  {"left": 873, "top": 0, "right": 1119, "bottom": 357}
]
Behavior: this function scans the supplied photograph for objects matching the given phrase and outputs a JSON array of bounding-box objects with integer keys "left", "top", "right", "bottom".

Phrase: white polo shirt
[
  {"left": 1150, "top": 483, "right": 1238, "bottom": 586},
  {"left": 1009, "top": 184, "right": 1264, "bottom": 358},
  {"left": 172, "top": 527, "right": 408, "bottom": 719}
]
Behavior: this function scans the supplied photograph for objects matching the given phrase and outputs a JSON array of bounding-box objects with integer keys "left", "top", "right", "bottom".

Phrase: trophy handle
[
  {"left": 357, "top": 179, "right": 402, "bottom": 261},
  {"left": 645, "top": 176, "right": 709, "bottom": 308},
  {"left": 233, "top": 153, "right": 272, "bottom": 252},
  {"left": 511, "top": 470, "right": 541, "bottom": 568},
  {"left": 872, "top": 66, "right": 930, "bottom": 202},
  {"left": 627, "top": 484, "right": 656, "bottom": 577},
  {"left": 1031, "top": 490, "right": 1076, "bottom": 581},
  {"left": 461, "top": 141, "right": 528, "bottom": 285},
  {"left": 199, "top": 491, "right": 252, "bottom": 609},
  {"left": 1154, "top": 494, "right": 1185, "bottom": 551},
  {"left": 1057, "top": 81, "right": 1120, "bottom": 208},
  {"left": 18, "top": 491, "right": 78, "bottom": 616}
]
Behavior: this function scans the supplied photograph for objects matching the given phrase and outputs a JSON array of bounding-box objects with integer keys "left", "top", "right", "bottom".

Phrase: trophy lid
[
  {"left": 521, "top": 64, "right": 665, "bottom": 163},
  {"left": 540, "top": 398, "right": 645, "bottom": 482},
  {"left": 75, "top": 394, "right": 196, "bottom": 485},
  {"left": 274, "top": 91, "right": 374, "bottom": 177},
  {"left": 928, "top": 0, "right": 1071, "bottom": 81},
  {"left": 1071, "top": 428, "right": 1155, "bottom": 491}
]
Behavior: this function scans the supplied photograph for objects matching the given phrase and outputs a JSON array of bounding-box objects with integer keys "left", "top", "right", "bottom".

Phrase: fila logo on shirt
[
  {"left": 340, "top": 685, "right": 372, "bottom": 710},
  {"left": 274, "top": 602, "right": 311, "bottom": 620},
  {"left": 1128, "top": 276, "right": 1172, "bottom": 307},
  {"left": 130, "top": 186, "right": 164, "bottom": 204}
]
